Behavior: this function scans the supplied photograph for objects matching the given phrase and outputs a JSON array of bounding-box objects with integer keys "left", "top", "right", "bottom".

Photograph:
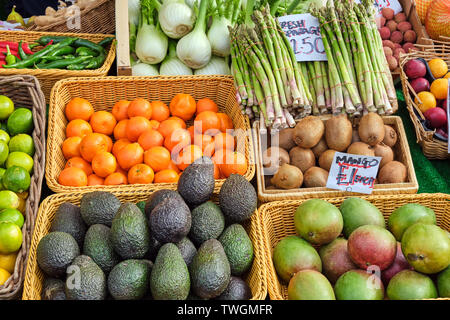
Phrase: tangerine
[
  {"left": 151, "top": 101, "right": 170, "bottom": 122},
  {"left": 65, "top": 157, "right": 92, "bottom": 176},
  {"left": 91, "top": 151, "right": 117, "bottom": 178},
  {"left": 90, "top": 111, "right": 117, "bottom": 136},
  {"left": 112, "top": 100, "right": 130, "bottom": 121},
  {"left": 144, "top": 146, "right": 171, "bottom": 172},
  {"left": 138, "top": 129, "right": 164, "bottom": 151},
  {"left": 116, "top": 143, "right": 144, "bottom": 170},
  {"left": 65, "top": 98, "right": 94, "bottom": 121},
  {"left": 62, "top": 136, "right": 82, "bottom": 160},
  {"left": 128, "top": 98, "right": 152, "bottom": 119},
  {"left": 128, "top": 163, "right": 154, "bottom": 184},
  {"left": 126, "top": 116, "right": 152, "bottom": 142},
  {"left": 154, "top": 169, "right": 179, "bottom": 183},
  {"left": 58, "top": 167, "right": 88, "bottom": 187},
  {"left": 66, "top": 119, "right": 92, "bottom": 138}
]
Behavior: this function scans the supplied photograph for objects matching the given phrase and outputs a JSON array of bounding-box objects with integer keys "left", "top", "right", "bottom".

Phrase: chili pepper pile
[{"left": 0, "top": 36, "right": 114, "bottom": 70}]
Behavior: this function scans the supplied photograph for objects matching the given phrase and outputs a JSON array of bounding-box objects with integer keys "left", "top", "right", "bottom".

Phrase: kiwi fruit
[
  {"left": 271, "top": 164, "right": 303, "bottom": 189},
  {"left": 311, "top": 137, "right": 328, "bottom": 159},
  {"left": 347, "top": 142, "right": 375, "bottom": 157},
  {"left": 289, "top": 147, "right": 316, "bottom": 173},
  {"left": 373, "top": 143, "right": 394, "bottom": 168},
  {"left": 303, "top": 167, "right": 329, "bottom": 188},
  {"left": 351, "top": 128, "right": 361, "bottom": 143},
  {"left": 377, "top": 161, "right": 407, "bottom": 184},
  {"left": 358, "top": 112, "right": 385, "bottom": 146},
  {"left": 325, "top": 114, "right": 353, "bottom": 151},
  {"left": 382, "top": 125, "right": 398, "bottom": 147},
  {"left": 276, "top": 128, "right": 296, "bottom": 151},
  {"left": 262, "top": 147, "right": 290, "bottom": 170},
  {"left": 319, "top": 149, "right": 337, "bottom": 171},
  {"left": 293, "top": 116, "right": 324, "bottom": 148}
]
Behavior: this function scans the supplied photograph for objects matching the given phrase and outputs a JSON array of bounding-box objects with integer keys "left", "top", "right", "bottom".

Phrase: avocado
[
  {"left": 149, "top": 196, "right": 191, "bottom": 244},
  {"left": 190, "top": 239, "right": 231, "bottom": 299},
  {"left": 42, "top": 278, "right": 66, "bottom": 300},
  {"left": 37, "top": 231, "right": 80, "bottom": 278},
  {"left": 150, "top": 243, "right": 190, "bottom": 300},
  {"left": 145, "top": 189, "right": 183, "bottom": 217},
  {"left": 219, "top": 224, "right": 254, "bottom": 276},
  {"left": 176, "top": 237, "right": 197, "bottom": 266},
  {"left": 219, "top": 174, "right": 257, "bottom": 223},
  {"left": 50, "top": 202, "right": 86, "bottom": 248},
  {"left": 65, "top": 255, "right": 106, "bottom": 300},
  {"left": 83, "top": 224, "right": 120, "bottom": 273},
  {"left": 136, "top": 201, "right": 146, "bottom": 214},
  {"left": 177, "top": 156, "right": 215, "bottom": 206},
  {"left": 189, "top": 201, "right": 225, "bottom": 246},
  {"left": 111, "top": 203, "right": 150, "bottom": 259},
  {"left": 80, "top": 191, "right": 121, "bottom": 227},
  {"left": 108, "top": 259, "right": 151, "bottom": 300},
  {"left": 216, "top": 276, "right": 252, "bottom": 300}
]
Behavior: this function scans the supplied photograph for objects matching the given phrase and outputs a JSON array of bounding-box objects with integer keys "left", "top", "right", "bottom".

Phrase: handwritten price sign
[
  {"left": 326, "top": 152, "right": 382, "bottom": 194},
  {"left": 355, "top": 0, "right": 403, "bottom": 15},
  {"left": 278, "top": 14, "right": 327, "bottom": 62}
]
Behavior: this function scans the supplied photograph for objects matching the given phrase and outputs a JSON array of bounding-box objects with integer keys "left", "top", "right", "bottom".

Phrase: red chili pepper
[
  {"left": 0, "top": 41, "right": 34, "bottom": 55},
  {"left": 43, "top": 40, "right": 54, "bottom": 48},
  {"left": 0, "top": 61, "right": 6, "bottom": 67}
]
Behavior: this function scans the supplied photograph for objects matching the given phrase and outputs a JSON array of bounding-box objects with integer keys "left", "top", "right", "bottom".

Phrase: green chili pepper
[
  {"left": 67, "top": 61, "right": 91, "bottom": 70},
  {"left": 76, "top": 47, "right": 98, "bottom": 57},
  {"left": 98, "top": 37, "right": 115, "bottom": 47},
  {"left": 47, "top": 46, "right": 75, "bottom": 57},
  {"left": 40, "top": 56, "right": 64, "bottom": 61},
  {"left": 18, "top": 41, "right": 28, "bottom": 60},
  {"left": 5, "top": 45, "right": 17, "bottom": 65},
  {"left": 36, "top": 36, "right": 71, "bottom": 46},
  {"left": 84, "top": 52, "right": 106, "bottom": 69},
  {"left": 73, "top": 38, "right": 105, "bottom": 55},
  {"left": 39, "top": 55, "right": 93, "bottom": 69}
]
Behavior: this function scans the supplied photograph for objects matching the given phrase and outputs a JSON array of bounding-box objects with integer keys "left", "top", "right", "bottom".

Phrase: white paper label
[
  {"left": 326, "top": 152, "right": 382, "bottom": 194},
  {"left": 355, "top": 0, "right": 403, "bottom": 15},
  {"left": 278, "top": 14, "right": 327, "bottom": 62}
]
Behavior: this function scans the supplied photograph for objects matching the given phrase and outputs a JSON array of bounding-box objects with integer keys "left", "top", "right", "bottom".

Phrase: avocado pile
[
  {"left": 37, "top": 157, "right": 257, "bottom": 300},
  {"left": 273, "top": 198, "right": 450, "bottom": 300}
]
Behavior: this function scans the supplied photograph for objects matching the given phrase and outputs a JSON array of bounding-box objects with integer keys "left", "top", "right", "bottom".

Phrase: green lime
[
  {"left": 0, "top": 222, "right": 22, "bottom": 254},
  {"left": 8, "top": 134, "right": 34, "bottom": 156},
  {"left": 0, "top": 96, "right": 14, "bottom": 121},
  {"left": 2, "top": 166, "right": 30, "bottom": 193},
  {"left": 7, "top": 108, "right": 33, "bottom": 136},
  {"left": 0, "top": 141, "right": 8, "bottom": 167},
  {"left": 0, "top": 209, "right": 24, "bottom": 228},
  {"left": 0, "top": 169, "right": 5, "bottom": 190},
  {"left": 0, "top": 130, "right": 10, "bottom": 144},
  {"left": 6, "top": 152, "right": 33, "bottom": 174},
  {"left": 0, "top": 191, "right": 19, "bottom": 210}
]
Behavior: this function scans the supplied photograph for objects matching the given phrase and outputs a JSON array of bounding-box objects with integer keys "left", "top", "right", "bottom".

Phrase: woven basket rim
[
  {"left": 23, "top": 191, "right": 267, "bottom": 300},
  {"left": 0, "top": 75, "right": 46, "bottom": 299}
]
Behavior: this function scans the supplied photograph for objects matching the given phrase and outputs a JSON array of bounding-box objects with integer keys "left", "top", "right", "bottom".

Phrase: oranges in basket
[{"left": 58, "top": 96, "right": 246, "bottom": 187}]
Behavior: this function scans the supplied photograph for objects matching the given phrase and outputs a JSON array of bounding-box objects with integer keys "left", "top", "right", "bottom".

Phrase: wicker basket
[
  {"left": 26, "top": 0, "right": 115, "bottom": 35},
  {"left": 253, "top": 115, "right": 418, "bottom": 202},
  {"left": 46, "top": 76, "right": 255, "bottom": 194},
  {"left": 258, "top": 193, "right": 450, "bottom": 300},
  {"left": 0, "top": 76, "right": 46, "bottom": 300},
  {"left": 0, "top": 30, "right": 116, "bottom": 102},
  {"left": 22, "top": 191, "right": 267, "bottom": 300},
  {"left": 399, "top": 41, "right": 450, "bottom": 160}
]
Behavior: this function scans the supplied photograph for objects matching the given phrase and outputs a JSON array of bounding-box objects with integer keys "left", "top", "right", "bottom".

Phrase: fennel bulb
[
  {"left": 158, "top": 0, "right": 195, "bottom": 39},
  {"left": 135, "top": 0, "right": 168, "bottom": 64},
  {"left": 207, "top": 16, "right": 231, "bottom": 57},
  {"left": 132, "top": 62, "right": 160, "bottom": 76},
  {"left": 176, "top": 0, "right": 211, "bottom": 69},
  {"left": 194, "top": 56, "right": 230, "bottom": 75},
  {"left": 160, "top": 41, "right": 193, "bottom": 75},
  {"left": 185, "top": 0, "right": 199, "bottom": 8},
  {"left": 128, "top": 0, "right": 140, "bottom": 25}
]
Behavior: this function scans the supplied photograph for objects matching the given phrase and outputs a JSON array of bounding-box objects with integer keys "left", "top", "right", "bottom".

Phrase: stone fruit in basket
[
  {"left": 410, "top": 77, "right": 430, "bottom": 93},
  {"left": 381, "top": 242, "right": 413, "bottom": 286},
  {"left": 401, "top": 223, "right": 450, "bottom": 274},
  {"left": 424, "top": 107, "right": 447, "bottom": 129},
  {"left": 347, "top": 225, "right": 397, "bottom": 271},
  {"left": 388, "top": 203, "right": 437, "bottom": 241},
  {"left": 334, "top": 269, "right": 384, "bottom": 300},
  {"left": 404, "top": 59, "right": 427, "bottom": 79},
  {"left": 386, "top": 270, "right": 438, "bottom": 299},
  {"left": 287, "top": 270, "right": 335, "bottom": 300},
  {"left": 437, "top": 266, "right": 450, "bottom": 297},
  {"left": 319, "top": 238, "right": 357, "bottom": 284}
]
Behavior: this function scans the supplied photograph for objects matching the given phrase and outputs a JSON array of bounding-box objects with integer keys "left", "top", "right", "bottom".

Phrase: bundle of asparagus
[
  {"left": 309, "top": 0, "right": 397, "bottom": 115},
  {"left": 230, "top": 1, "right": 313, "bottom": 131}
]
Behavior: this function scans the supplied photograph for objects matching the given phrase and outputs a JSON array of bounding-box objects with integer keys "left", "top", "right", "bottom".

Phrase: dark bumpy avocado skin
[
  {"left": 150, "top": 243, "right": 190, "bottom": 300},
  {"left": 42, "top": 278, "right": 66, "bottom": 300},
  {"left": 219, "top": 224, "right": 254, "bottom": 276},
  {"left": 149, "top": 197, "right": 191, "bottom": 244},
  {"left": 176, "top": 237, "right": 197, "bottom": 266},
  {"left": 50, "top": 202, "right": 86, "bottom": 248},
  {"left": 189, "top": 201, "right": 225, "bottom": 246},
  {"left": 65, "top": 255, "right": 106, "bottom": 300},
  {"left": 36, "top": 231, "right": 80, "bottom": 278},
  {"left": 83, "top": 224, "right": 120, "bottom": 274},
  {"left": 80, "top": 191, "right": 121, "bottom": 227},
  {"left": 110, "top": 203, "right": 150, "bottom": 259},
  {"left": 216, "top": 276, "right": 252, "bottom": 300},
  {"left": 219, "top": 174, "right": 257, "bottom": 223},
  {"left": 144, "top": 190, "right": 183, "bottom": 217},
  {"left": 108, "top": 259, "right": 151, "bottom": 300},
  {"left": 190, "top": 239, "right": 231, "bottom": 299},
  {"left": 177, "top": 157, "right": 215, "bottom": 206}
]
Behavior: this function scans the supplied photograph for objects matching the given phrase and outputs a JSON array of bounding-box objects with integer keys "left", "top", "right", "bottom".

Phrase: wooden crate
[{"left": 253, "top": 115, "right": 418, "bottom": 202}]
